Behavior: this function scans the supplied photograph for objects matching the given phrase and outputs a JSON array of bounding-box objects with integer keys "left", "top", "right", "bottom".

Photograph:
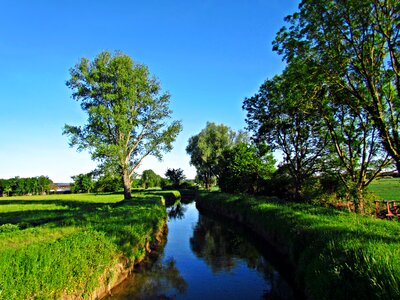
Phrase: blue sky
[{"left": 0, "top": 0, "right": 299, "bottom": 182}]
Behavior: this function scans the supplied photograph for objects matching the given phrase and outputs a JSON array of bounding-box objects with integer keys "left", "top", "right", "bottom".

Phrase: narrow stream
[{"left": 107, "top": 201, "right": 295, "bottom": 300}]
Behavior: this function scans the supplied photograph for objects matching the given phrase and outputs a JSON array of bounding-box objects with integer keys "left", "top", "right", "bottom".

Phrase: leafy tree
[
  {"left": 37, "top": 176, "right": 52, "bottom": 194},
  {"left": 186, "top": 122, "right": 236, "bottom": 190},
  {"left": 94, "top": 169, "right": 123, "bottom": 192},
  {"left": 0, "top": 179, "right": 12, "bottom": 196},
  {"left": 218, "top": 142, "right": 275, "bottom": 194},
  {"left": 0, "top": 176, "right": 52, "bottom": 196},
  {"left": 165, "top": 168, "right": 185, "bottom": 188},
  {"left": 63, "top": 51, "right": 182, "bottom": 200},
  {"left": 243, "top": 64, "right": 329, "bottom": 201},
  {"left": 317, "top": 87, "right": 393, "bottom": 212},
  {"left": 71, "top": 173, "right": 94, "bottom": 193},
  {"left": 273, "top": 0, "right": 400, "bottom": 173},
  {"left": 139, "top": 169, "right": 162, "bottom": 189}
]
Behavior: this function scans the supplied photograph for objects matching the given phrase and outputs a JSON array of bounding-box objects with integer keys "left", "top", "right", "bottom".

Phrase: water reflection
[
  {"left": 108, "top": 202, "right": 295, "bottom": 300},
  {"left": 190, "top": 214, "right": 294, "bottom": 299},
  {"left": 167, "top": 203, "right": 186, "bottom": 220},
  {"left": 106, "top": 256, "right": 187, "bottom": 299}
]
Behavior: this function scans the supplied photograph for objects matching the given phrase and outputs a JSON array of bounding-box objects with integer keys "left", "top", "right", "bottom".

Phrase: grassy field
[
  {"left": 368, "top": 178, "right": 400, "bottom": 201},
  {"left": 0, "top": 193, "right": 167, "bottom": 299},
  {"left": 197, "top": 192, "right": 400, "bottom": 300}
]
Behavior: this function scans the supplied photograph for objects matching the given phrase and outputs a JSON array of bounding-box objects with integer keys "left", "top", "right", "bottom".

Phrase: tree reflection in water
[
  {"left": 108, "top": 202, "right": 296, "bottom": 300},
  {"left": 190, "top": 214, "right": 294, "bottom": 300},
  {"left": 106, "top": 257, "right": 187, "bottom": 300},
  {"left": 167, "top": 203, "right": 186, "bottom": 220}
]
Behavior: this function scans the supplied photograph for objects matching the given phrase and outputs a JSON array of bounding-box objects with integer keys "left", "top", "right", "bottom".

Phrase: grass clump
[
  {"left": 0, "top": 193, "right": 166, "bottom": 299},
  {"left": 197, "top": 192, "right": 400, "bottom": 300}
]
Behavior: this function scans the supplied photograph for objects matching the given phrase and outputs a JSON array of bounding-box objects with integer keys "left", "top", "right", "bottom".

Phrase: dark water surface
[{"left": 107, "top": 201, "right": 295, "bottom": 300}]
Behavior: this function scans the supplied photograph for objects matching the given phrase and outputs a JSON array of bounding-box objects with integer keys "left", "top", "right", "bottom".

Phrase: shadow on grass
[{"left": 0, "top": 197, "right": 164, "bottom": 235}]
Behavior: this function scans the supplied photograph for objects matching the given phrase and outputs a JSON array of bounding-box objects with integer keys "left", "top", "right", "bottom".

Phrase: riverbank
[
  {"left": 196, "top": 192, "right": 400, "bottom": 300},
  {"left": 0, "top": 193, "right": 167, "bottom": 299}
]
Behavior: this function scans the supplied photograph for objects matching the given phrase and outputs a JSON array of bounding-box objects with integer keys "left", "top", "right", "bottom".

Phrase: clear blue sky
[{"left": 0, "top": 0, "right": 299, "bottom": 182}]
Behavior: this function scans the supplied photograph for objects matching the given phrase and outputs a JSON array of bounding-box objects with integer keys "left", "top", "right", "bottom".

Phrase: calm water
[{"left": 107, "top": 201, "right": 295, "bottom": 300}]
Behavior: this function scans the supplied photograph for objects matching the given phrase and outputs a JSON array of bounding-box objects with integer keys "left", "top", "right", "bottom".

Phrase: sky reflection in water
[{"left": 107, "top": 202, "right": 294, "bottom": 300}]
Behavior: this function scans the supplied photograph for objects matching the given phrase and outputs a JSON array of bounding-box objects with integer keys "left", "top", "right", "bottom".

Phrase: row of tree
[
  {"left": 242, "top": 0, "right": 399, "bottom": 211},
  {"left": 0, "top": 176, "right": 53, "bottom": 196},
  {"left": 187, "top": 0, "right": 399, "bottom": 212},
  {"left": 69, "top": 168, "right": 188, "bottom": 193},
  {"left": 186, "top": 122, "right": 276, "bottom": 194}
]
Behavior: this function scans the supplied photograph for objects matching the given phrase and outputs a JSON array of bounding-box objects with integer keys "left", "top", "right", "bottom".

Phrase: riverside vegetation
[
  {"left": 0, "top": 192, "right": 172, "bottom": 299},
  {"left": 197, "top": 189, "right": 400, "bottom": 300}
]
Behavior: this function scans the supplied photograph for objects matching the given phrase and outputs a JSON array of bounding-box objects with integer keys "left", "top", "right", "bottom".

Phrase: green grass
[
  {"left": 197, "top": 192, "right": 400, "bottom": 300},
  {"left": 0, "top": 193, "right": 167, "bottom": 299},
  {"left": 368, "top": 178, "right": 400, "bottom": 201},
  {"left": 144, "top": 190, "right": 181, "bottom": 205}
]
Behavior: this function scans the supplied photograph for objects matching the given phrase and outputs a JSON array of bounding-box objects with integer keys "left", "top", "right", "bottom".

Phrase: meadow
[
  {"left": 197, "top": 192, "right": 400, "bottom": 300},
  {"left": 368, "top": 177, "right": 400, "bottom": 201},
  {"left": 0, "top": 193, "right": 167, "bottom": 299}
]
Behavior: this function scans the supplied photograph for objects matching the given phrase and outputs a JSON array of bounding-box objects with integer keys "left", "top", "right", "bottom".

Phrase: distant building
[{"left": 49, "top": 183, "right": 71, "bottom": 194}]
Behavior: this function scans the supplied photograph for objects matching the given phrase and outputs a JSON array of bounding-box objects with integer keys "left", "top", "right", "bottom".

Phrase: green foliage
[
  {"left": 164, "top": 168, "right": 185, "bottom": 188},
  {"left": 197, "top": 192, "right": 400, "bottom": 300},
  {"left": 0, "top": 193, "right": 166, "bottom": 299},
  {"left": 273, "top": 0, "right": 400, "bottom": 173},
  {"left": 243, "top": 67, "right": 328, "bottom": 201},
  {"left": 218, "top": 142, "right": 275, "bottom": 194},
  {"left": 139, "top": 169, "right": 162, "bottom": 189},
  {"left": 93, "top": 168, "right": 123, "bottom": 192},
  {"left": 186, "top": 122, "right": 242, "bottom": 190},
  {"left": 71, "top": 172, "right": 94, "bottom": 193},
  {"left": 63, "top": 50, "right": 182, "bottom": 199},
  {"left": 186, "top": 122, "right": 234, "bottom": 190},
  {"left": 0, "top": 176, "right": 52, "bottom": 196}
]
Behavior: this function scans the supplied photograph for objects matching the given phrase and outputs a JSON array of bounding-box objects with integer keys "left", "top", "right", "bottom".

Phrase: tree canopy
[
  {"left": 63, "top": 51, "right": 182, "bottom": 199},
  {"left": 273, "top": 0, "right": 400, "bottom": 173},
  {"left": 139, "top": 169, "right": 162, "bottom": 189},
  {"left": 218, "top": 142, "right": 275, "bottom": 194},
  {"left": 186, "top": 122, "right": 236, "bottom": 190},
  {"left": 165, "top": 168, "right": 185, "bottom": 188},
  {"left": 242, "top": 0, "right": 398, "bottom": 206},
  {"left": 243, "top": 62, "right": 329, "bottom": 200}
]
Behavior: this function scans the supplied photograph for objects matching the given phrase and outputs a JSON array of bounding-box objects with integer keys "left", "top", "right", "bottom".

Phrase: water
[{"left": 107, "top": 201, "right": 295, "bottom": 300}]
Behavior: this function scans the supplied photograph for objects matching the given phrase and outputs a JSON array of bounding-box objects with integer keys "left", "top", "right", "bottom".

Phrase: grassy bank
[
  {"left": 145, "top": 190, "right": 181, "bottom": 206},
  {"left": 0, "top": 193, "right": 167, "bottom": 299},
  {"left": 196, "top": 192, "right": 400, "bottom": 300}
]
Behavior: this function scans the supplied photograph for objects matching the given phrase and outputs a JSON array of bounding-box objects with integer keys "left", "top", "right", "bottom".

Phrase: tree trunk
[
  {"left": 122, "top": 171, "right": 132, "bottom": 200},
  {"left": 353, "top": 187, "right": 365, "bottom": 214},
  {"left": 293, "top": 176, "right": 303, "bottom": 202},
  {"left": 396, "top": 161, "right": 400, "bottom": 177}
]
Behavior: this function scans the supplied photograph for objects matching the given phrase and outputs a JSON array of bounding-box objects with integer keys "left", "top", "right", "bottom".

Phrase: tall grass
[
  {"left": 197, "top": 192, "right": 400, "bottom": 300},
  {"left": 0, "top": 193, "right": 167, "bottom": 299}
]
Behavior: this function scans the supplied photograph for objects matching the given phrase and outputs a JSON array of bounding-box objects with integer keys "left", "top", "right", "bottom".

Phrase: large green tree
[
  {"left": 317, "top": 85, "right": 393, "bottom": 212},
  {"left": 71, "top": 173, "right": 94, "bottom": 193},
  {"left": 218, "top": 142, "right": 275, "bottom": 194},
  {"left": 165, "top": 168, "right": 185, "bottom": 188},
  {"left": 273, "top": 0, "right": 400, "bottom": 173},
  {"left": 139, "top": 169, "right": 162, "bottom": 189},
  {"left": 63, "top": 51, "right": 182, "bottom": 199},
  {"left": 243, "top": 64, "right": 329, "bottom": 201},
  {"left": 186, "top": 122, "right": 236, "bottom": 190}
]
